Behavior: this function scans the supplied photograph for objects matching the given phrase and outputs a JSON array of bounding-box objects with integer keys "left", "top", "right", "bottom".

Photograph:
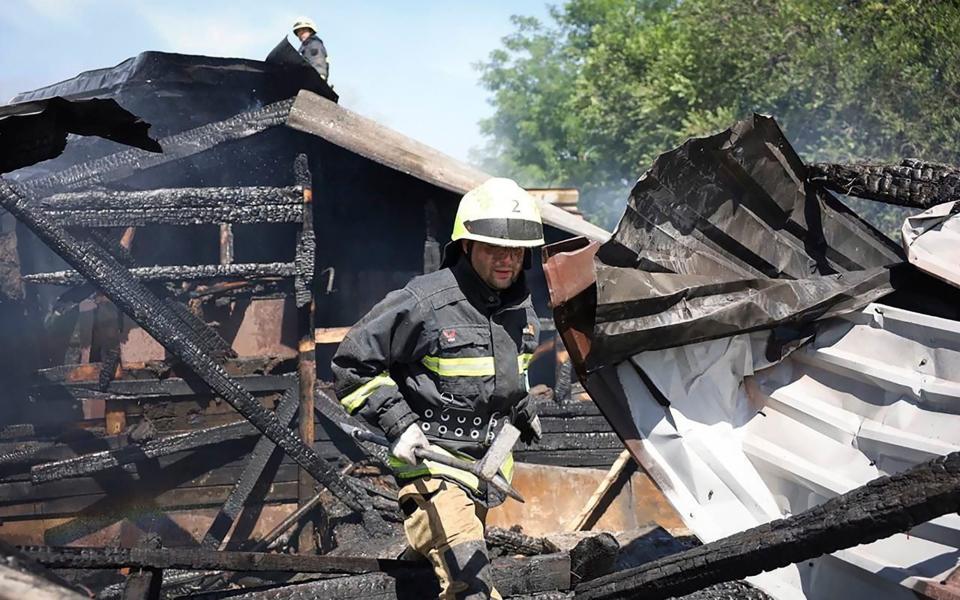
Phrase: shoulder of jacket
[{"left": 403, "top": 269, "right": 462, "bottom": 305}]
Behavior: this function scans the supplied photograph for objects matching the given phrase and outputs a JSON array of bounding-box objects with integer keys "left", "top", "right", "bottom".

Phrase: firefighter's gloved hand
[
  {"left": 390, "top": 423, "right": 430, "bottom": 466},
  {"left": 511, "top": 395, "right": 542, "bottom": 445}
]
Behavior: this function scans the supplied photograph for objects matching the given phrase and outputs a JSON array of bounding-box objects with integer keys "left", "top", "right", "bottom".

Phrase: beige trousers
[{"left": 398, "top": 477, "right": 502, "bottom": 600}]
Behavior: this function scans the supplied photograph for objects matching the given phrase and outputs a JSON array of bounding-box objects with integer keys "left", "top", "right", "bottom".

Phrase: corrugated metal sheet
[
  {"left": 593, "top": 302, "right": 960, "bottom": 599},
  {"left": 544, "top": 113, "right": 960, "bottom": 599}
]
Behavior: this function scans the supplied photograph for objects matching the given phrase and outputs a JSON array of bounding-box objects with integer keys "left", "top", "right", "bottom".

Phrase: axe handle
[
  {"left": 346, "top": 428, "right": 523, "bottom": 501},
  {"left": 348, "top": 429, "right": 480, "bottom": 475}
]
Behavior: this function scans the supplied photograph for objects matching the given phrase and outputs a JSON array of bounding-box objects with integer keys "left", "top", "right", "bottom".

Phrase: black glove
[{"left": 511, "top": 395, "right": 542, "bottom": 445}]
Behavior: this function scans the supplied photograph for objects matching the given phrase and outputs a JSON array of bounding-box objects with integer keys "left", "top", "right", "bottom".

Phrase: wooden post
[
  {"left": 103, "top": 227, "right": 137, "bottom": 436},
  {"left": 218, "top": 223, "right": 234, "bottom": 265},
  {"left": 296, "top": 156, "right": 317, "bottom": 553}
]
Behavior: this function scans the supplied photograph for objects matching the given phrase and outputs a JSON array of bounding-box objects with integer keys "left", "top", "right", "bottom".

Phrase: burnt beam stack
[{"left": 0, "top": 178, "right": 377, "bottom": 525}]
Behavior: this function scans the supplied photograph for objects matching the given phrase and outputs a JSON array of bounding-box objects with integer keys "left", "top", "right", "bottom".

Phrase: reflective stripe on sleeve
[{"left": 340, "top": 372, "right": 397, "bottom": 414}]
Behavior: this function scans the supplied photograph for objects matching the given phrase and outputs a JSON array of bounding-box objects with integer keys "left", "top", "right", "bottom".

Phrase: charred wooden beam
[
  {"left": 19, "top": 545, "right": 412, "bottom": 575},
  {"left": 22, "top": 98, "right": 294, "bottom": 196},
  {"left": 42, "top": 204, "right": 305, "bottom": 227},
  {"left": 31, "top": 370, "right": 295, "bottom": 400},
  {"left": 23, "top": 262, "right": 297, "bottom": 286},
  {"left": 576, "top": 450, "right": 960, "bottom": 599},
  {"left": 202, "top": 387, "right": 299, "bottom": 549},
  {"left": 293, "top": 153, "right": 317, "bottom": 551},
  {"left": 36, "top": 185, "right": 302, "bottom": 210},
  {"left": 0, "top": 179, "right": 374, "bottom": 522},
  {"left": 807, "top": 159, "right": 960, "bottom": 209},
  {"left": 569, "top": 533, "right": 619, "bottom": 586},
  {"left": 486, "top": 527, "right": 560, "bottom": 557},
  {"left": 30, "top": 419, "right": 257, "bottom": 483},
  {"left": 186, "top": 553, "right": 571, "bottom": 600}
]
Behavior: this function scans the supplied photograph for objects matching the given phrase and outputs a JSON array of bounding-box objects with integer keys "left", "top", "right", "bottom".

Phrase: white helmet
[
  {"left": 292, "top": 17, "right": 317, "bottom": 35},
  {"left": 451, "top": 178, "right": 544, "bottom": 247}
]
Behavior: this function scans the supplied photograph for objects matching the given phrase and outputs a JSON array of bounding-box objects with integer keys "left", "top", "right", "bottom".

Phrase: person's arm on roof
[{"left": 332, "top": 288, "right": 424, "bottom": 441}]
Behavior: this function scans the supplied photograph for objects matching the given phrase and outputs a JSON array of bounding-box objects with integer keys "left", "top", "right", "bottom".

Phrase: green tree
[{"left": 476, "top": 0, "right": 960, "bottom": 235}]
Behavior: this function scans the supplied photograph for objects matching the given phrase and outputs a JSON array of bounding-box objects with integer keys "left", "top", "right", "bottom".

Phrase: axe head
[{"left": 477, "top": 422, "right": 521, "bottom": 480}]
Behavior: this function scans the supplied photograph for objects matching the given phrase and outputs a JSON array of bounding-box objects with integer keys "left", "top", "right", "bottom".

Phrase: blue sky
[{"left": 0, "top": 1, "right": 553, "bottom": 163}]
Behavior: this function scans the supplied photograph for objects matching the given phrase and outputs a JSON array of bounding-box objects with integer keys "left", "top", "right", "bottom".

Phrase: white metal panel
[
  {"left": 616, "top": 302, "right": 960, "bottom": 599},
  {"left": 901, "top": 200, "right": 960, "bottom": 288}
]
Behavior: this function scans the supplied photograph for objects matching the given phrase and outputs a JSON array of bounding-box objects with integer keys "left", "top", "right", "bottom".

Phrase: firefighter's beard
[{"left": 465, "top": 241, "right": 523, "bottom": 291}]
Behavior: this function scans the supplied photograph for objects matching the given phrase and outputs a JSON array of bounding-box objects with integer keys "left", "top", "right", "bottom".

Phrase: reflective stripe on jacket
[{"left": 332, "top": 257, "right": 539, "bottom": 500}]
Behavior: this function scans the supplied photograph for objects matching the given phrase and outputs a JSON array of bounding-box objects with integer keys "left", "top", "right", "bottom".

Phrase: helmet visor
[{"left": 463, "top": 218, "right": 543, "bottom": 242}]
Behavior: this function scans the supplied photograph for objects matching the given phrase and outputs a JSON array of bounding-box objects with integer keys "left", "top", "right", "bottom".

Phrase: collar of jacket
[{"left": 451, "top": 255, "right": 529, "bottom": 315}]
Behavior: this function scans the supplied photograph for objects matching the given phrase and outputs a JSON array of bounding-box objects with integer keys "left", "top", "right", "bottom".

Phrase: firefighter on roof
[
  {"left": 333, "top": 178, "right": 545, "bottom": 599},
  {"left": 292, "top": 16, "right": 329, "bottom": 80}
]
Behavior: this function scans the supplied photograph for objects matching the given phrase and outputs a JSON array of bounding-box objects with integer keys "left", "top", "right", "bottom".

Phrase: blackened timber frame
[{"left": 0, "top": 178, "right": 377, "bottom": 524}]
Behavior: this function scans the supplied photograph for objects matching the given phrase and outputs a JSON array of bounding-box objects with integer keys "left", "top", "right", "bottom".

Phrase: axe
[{"left": 337, "top": 421, "right": 524, "bottom": 503}]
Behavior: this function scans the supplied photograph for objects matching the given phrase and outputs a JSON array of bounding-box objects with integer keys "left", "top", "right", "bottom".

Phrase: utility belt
[{"left": 416, "top": 405, "right": 505, "bottom": 447}]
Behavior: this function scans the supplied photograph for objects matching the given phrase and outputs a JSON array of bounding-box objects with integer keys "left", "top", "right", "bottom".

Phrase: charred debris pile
[{"left": 1, "top": 49, "right": 958, "bottom": 599}]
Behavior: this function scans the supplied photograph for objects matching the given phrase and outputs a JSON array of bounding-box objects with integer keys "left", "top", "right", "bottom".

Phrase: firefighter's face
[{"left": 464, "top": 240, "right": 523, "bottom": 290}]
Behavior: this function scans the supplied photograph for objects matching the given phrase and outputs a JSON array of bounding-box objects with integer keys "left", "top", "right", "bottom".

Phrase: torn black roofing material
[
  {"left": 575, "top": 114, "right": 905, "bottom": 370},
  {"left": 0, "top": 97, "right": 161, "bottom": 174}
]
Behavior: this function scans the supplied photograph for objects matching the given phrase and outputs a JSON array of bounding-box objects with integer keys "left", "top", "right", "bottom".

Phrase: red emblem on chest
[{"left": 442, "top": 329, "right": 457, "bottom": 344}]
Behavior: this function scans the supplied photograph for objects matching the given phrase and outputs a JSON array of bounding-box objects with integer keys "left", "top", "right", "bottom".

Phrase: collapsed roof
[{"left": 544, "top": 114, "right": 960, "bottom": 599}]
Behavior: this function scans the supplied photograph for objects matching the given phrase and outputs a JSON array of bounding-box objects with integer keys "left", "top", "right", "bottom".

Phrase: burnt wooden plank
[
  {"left": 20, "top": 545, "right": 414, "bottom": 575},
  {"left": 31, "top": 373, "right": 295, "bottom": 401},
  {"left": 186, "top": 552, "right": 571, "bottom": 599},
  {"left": 24, "top": 262, "right": 298, "bottom": 286},
  {"left": 0, "top": 481, "right": 300, "bottom": 522},
  {"left": 37, "top": 186, "right": 302, "bottom": 210},
  {"left": 30, "top": 420, "right": 257, "bottom": 483},
  {"left": 202, "top": 388, "right": 299, "bottom": 549}
]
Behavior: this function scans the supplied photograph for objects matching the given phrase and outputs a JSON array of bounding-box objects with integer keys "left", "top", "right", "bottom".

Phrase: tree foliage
[{"left": 475, "top": 0, "right": 960, "bottom": 234}]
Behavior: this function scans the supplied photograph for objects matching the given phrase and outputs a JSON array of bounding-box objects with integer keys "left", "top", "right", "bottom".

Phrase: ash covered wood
[
  {"left": 486, "top": 526, "right": 561, "bottom": 557},
  {"left": 23, "top": 262, "right": 298, "bottom": 286},
  {"left": 20, "top": 544, "right": 412, "bottom": 574},
  {"left": 808, "top": 159, "right": 960, "bottom": 209},
  {"left": 184, "top": 553, "right": 571, "bottom": 599}
]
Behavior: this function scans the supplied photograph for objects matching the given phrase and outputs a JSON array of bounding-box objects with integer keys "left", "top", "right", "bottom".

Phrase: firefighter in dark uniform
[
  {"left": 333, "top": 178, "right": 545, "bottom": 599},
  {"left": 292, "top": 17, "right": 329, "bottom": 80}
]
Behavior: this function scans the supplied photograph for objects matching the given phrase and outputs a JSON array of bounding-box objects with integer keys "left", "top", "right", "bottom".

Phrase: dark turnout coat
[{"left": 332, "top": 257, "right": 539, "bottom": 499}]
